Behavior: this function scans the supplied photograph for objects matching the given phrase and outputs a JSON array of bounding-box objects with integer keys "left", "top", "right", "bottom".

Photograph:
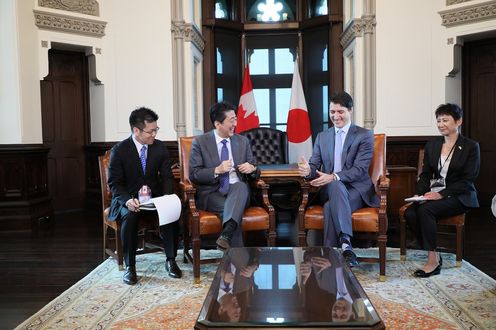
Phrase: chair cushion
[
  {"left": 351, "top": 208, "right": 379, "bottom": 232},
  {"left": 304, "top": 205, "right": 324, "bottom": 230},
  {"left": 438, "top": 213, "right": 465, "bottom": 225},
  {"left": 188, "top": 211, "right": 222, "bottom": 236},
  {"left": 304, "top": 206, "right": 380, "bottom": 232},
  {"left": 242, "top": 207, "right": 269, "bottom": 231}
]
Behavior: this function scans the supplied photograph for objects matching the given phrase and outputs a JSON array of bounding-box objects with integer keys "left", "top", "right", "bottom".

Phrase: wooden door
[
  {"left": 463, "top": 38, "right": 496, "bottom": 206},
  {"left": 41, "top": 50, "right": 89, "bottom": 211}
]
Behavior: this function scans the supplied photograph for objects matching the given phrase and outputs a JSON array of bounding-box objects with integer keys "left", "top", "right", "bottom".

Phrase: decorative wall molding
[
  {"left": 440, "top": 1, "right": 496, "bottom": 27},
  {"left": 171, "top": 21, "right": 205, "bottom": 52},
  {"left": 33, "top": 10, "right": 106, "bottom": 37},
  {"left": 340, "top": 16, "right": 376, "bottom": 49},
  {"left": 38, "top": 0, "right": 99, "bottom": 16},
  {"left": 446, "top": 0, "right": 474, "bottom": 5}
]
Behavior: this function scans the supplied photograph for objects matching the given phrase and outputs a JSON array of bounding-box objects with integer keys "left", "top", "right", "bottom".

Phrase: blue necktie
[
  {"left": 219, "top": 140, "right": 229, "bottom": 195},
  {"left": 140, "top": 145, "right": 147, "bottom": 174},
  {"left": 334, "top": 129, "right": 343, "bottom": 173}
]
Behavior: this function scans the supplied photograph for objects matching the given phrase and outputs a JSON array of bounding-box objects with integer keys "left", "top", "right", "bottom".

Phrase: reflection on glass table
[{"left": 195, "top": 247, "right": 384, "bottom": 329}]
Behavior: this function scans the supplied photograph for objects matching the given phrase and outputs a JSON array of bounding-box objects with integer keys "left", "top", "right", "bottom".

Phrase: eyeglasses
[{"left": 139, "top": 127, "right": 160, "bottom": 135}]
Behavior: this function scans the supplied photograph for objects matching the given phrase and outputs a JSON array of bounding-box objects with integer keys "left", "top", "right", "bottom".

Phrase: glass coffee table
[{"left": 195, "top": 247, "right": 384, "bottom": 329}]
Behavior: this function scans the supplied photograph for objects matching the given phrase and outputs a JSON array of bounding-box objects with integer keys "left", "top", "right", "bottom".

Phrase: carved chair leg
[
  {"left": 456, "top": 224, "right": 464, "bottom": 267},
  {"left": 379, "top": 236, "right": 387, "bottom": 282},
  {"left": 115, "top": 228, "right": 124, "bottom": 271},
  {"left": 400, "top": 216, "right": 407, "bottom": 261},
  {"left": 183, "top": 225, "right": 190, "bottom": 263},
  {"left": 103, "top": 223, "right": 107, "bottom": 261},
  {"left": 192, "top": 237, "right": 201, "bottom": 280}
]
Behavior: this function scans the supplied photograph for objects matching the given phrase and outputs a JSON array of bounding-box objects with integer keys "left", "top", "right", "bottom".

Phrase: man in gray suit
[
  {"left": 190, "top": 101, "right": 260, "bottom": 250},
  {"left": 299, "top": 92, "right": 379, "bottom": 266}
]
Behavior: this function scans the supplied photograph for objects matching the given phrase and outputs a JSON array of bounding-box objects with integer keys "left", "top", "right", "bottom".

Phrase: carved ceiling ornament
[
  {"left": 172, "top": 21, "right": 206, "bottom": 52},
  {"left": 34, "top": 10, "right": 106, "bottom": 37},
  {"left": 38, "top": 0, "right": 99, "bottom": 16},
  {"left": 340, "top": 16, "right": 376, "bottom": 49},
  {"left": 447, "top": 0, "right": 474, "bottom": 5},
  {"left": 440, "top": 1, "right": 496, "bottom": 27}
]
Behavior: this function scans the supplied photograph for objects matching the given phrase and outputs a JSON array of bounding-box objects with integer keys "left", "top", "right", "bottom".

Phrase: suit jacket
[
  {"left": 189, "top": 131, "right": 260, "bottom": 210},
  {"left": 308, "top": 125, "right": 379, "bottom": 207},
  {"left": 416, "top": 134, "right": 480, "bottom": 208},
  {"left": 107, "top": 136, "right": 174, "bottom": 220}
]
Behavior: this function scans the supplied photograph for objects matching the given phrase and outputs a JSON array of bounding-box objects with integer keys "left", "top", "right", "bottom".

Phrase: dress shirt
[
  {"left": 132, "top": 135, "right": 148, "bottom": 159},
  {"left": 333, "top": 122, "right": 351, "bottom": 181},
  {"left": 214, "top": 130, "right": 240, "bottom": 184}
]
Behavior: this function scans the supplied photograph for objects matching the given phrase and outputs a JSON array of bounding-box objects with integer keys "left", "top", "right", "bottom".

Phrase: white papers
[
  {"left": 404, "top": 196, "right": 426, "bottom": 202},
  {"left": 150, "top": 194, "right": 182, "bottom": 225}
]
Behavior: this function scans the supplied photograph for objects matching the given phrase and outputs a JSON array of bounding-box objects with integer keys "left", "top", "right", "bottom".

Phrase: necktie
[
  {"left": 219, "top": 140, "right": 229, "bottom": 195},
  {"left": 140, "top": 145, "right": 147, "bottom": 174},
  {"left": 333, "top": 129, "right": 343, "bottom": 173}
]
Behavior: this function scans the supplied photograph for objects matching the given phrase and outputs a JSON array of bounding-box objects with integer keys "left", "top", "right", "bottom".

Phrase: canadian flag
[
  {"left": 235, "top": 65, "right": 260, "bottom": 133},
  {"left": 287, "top": 59, "right": 312, "bottom": 163}
]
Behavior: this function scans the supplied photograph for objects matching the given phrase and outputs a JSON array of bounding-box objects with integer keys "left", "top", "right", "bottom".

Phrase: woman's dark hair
[
  {"left": 435, "top": 103, "right": 463, "bottom": 121},
  {"left": 210, "top": 101, "right": 237, "bottom": 126}
]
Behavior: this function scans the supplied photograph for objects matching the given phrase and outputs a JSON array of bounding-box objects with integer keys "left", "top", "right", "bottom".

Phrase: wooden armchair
[
  {"left": 98, "top": 150, "right": 162, "bottom": 270},
  {"left": 297, "top": 134, "right": 390, "bottom": 281},
  {"left": 179, "top": 136, "right": 276, "bottom": 281},
  {"left": 399, "top": 149, "right": 466, "bottom": 266}
]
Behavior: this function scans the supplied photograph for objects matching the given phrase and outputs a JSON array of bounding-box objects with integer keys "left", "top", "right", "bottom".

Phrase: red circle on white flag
[{"left": 287, "top": 108, "right": 311, "bottom": 143}]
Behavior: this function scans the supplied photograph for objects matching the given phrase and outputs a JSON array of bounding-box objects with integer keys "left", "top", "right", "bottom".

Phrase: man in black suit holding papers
[{"left": 108, "top": 107, "right": 181, "bottom": 284}]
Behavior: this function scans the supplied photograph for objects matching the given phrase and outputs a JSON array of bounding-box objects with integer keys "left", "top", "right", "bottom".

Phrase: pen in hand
[{"left": 128, "top": 195, "right": 140, "bottom": 212}]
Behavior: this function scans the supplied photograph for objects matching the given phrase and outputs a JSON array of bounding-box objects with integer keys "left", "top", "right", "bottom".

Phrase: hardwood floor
[
  {"left": 0, "top": 212, "right": 102, "bottom": 330},
  {"left": 0, "top": 207, "right": 494, "bottom": 329}
]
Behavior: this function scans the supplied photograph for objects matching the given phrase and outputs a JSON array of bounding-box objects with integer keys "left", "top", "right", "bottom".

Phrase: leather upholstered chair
[
  {"left": 99, "top": 150, "right": 162, "bottom": 270},
  {"left": 240, "top": 127, "right": 301, "bottom": 211},
  {"left": 298, "top": 134, "right": 390, "bottom": 281},
  {"left": 239, "top": 127, "right": 288, "bottom": 164},
  {"left": 179, "top": 136, "right": 276, "bottom": 281},
  {"left": 399, "top": 149, "right": 466, "bottom": 266}
]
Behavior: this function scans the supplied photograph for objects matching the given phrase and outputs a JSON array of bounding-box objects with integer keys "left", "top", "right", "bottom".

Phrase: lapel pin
[{"left": 458, "top": 146, "right": 462, "bottom": 150}]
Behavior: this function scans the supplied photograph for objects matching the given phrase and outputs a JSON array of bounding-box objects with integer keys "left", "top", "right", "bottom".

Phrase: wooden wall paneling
[{"left": 0, "top": 145, "right": 53, "bottom": 231}]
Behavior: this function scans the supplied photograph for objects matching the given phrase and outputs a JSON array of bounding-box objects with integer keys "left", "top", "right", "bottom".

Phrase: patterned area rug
[{"left": 16, "top": 248, "right": 496, "bottom": 330}]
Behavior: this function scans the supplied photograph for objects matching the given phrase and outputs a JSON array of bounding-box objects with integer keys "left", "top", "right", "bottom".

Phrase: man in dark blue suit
[
  {"left": 299, "top": 92, "right": 379, "bottom": 266},
  {"left": 108, "top": 107, "right": 181, "bottom": 284}
]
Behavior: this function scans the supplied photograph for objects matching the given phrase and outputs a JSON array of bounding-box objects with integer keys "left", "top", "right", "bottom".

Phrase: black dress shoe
[
  {"left": 123, "top": 266, "right": 137, "bottom": 285},
  {"left": 414, "top": 264, "right": 441, "bottom": 278},
  {"left": 216, "top": 234, "right": 231, "bottom": 251},
  {"left": 342, "top": 249, "right": 359, "bottom": 267},
  {"left": 166, "top": 259, "right": 182, "bottom": 278}
]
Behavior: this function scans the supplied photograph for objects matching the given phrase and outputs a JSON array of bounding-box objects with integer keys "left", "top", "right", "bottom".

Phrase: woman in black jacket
[{"left": 405, "top": 103, "right": 480, "bottom": 278}]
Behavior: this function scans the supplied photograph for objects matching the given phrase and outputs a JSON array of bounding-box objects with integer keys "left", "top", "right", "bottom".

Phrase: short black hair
[
  {"left": 435, "top": 103, "right": 463, "bottom": 121},
  {"left": 209, "top": 101, "right": 236, "bottom": 126},
  {"left": 129, "top": 107, "right": 159, "bottom": 131},
  {"left": 330, "top": 91, "right": 354, "bottom": 110}
]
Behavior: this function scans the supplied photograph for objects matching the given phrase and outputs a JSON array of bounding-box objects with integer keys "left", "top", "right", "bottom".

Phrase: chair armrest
[
  {"left": 298, "top": 180, "right": 311, "bottom": 212},
  {"left": 179, "top": 180, "right": 198, "bottom": 209},
  {"left": 399, "top": 202, "right": 413, "bottom": 219},
  {"left": 252, "top": 179, "right": 274, "bottom": 214},
  {"left": 378, "top": 175, "right": 390, "bottom": 191},
  {"left": 377, "top": 175, "right": 390, "bottom": 235}
]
